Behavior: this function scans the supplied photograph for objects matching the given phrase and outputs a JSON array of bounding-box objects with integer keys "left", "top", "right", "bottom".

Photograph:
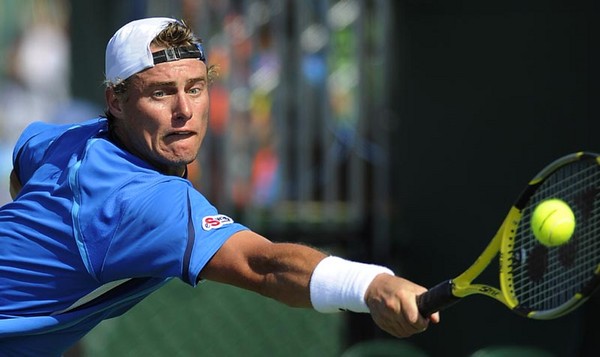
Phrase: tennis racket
[{"left": 417, "top": 151, "right": 600, "bottom": 320}]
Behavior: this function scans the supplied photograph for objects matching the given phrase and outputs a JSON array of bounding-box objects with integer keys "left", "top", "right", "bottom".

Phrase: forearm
[
  {"left": 203, "top": 231, "right": 391, "bottom": 310},
  {"left": 256, "top": 247, "right": 437, "bottom": 337},
  {"left": 200, "top": 231, "right": 326, "bottom": 307},
  {"left": 249, "top": 242, "right": 327, "bottom": 307},
  {"left": 245, "top": 244, "right": 397, "bottom": 312}
]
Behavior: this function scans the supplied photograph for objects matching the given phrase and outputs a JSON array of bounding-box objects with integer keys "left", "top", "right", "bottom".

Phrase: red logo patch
[{"left": 202, "top": 214, "right": 234, "bottom": 231}]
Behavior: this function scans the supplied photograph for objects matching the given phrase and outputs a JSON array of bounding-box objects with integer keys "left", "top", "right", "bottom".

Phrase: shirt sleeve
[
  {"left": 11, "top": 120, "right": 85, "bottom": 187},
  {"left": 98, "top": 179, "right": 247, "bottom": 286},
  {"left": 185, "top": 187, "right": 248, "bottom": 285},
  {"left": 12, "top": 121, "right": 60, "bottom": 184}
]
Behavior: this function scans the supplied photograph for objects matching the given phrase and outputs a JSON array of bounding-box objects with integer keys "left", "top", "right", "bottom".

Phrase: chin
[
  {"left": 155, "top": 155, "right": 193, "bottom": 169},
  {"left": 169, "top": 158, "right": 195, "bottom": 167}
]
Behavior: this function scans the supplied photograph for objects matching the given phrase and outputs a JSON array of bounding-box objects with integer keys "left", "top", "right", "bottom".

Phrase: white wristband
[{"left": 309, "top": 256, "right": 394, "bottom": 313}]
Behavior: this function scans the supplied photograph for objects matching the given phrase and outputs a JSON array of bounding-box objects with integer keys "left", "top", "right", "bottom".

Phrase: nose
[{"left": 173, "top": 92, "right": 193, "bottom": 122}]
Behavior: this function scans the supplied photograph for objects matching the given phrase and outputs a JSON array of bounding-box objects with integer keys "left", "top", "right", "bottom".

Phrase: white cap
[{"left": 105, "top": 17, "right": 178, "bottom": 85}]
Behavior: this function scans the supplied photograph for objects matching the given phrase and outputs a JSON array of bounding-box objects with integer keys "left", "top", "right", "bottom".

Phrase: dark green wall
[
  {"left": 389, "top": 1, "right": 598, "bottom": 356},
  {"left": 70, "top": 1, "right": 145, "bottom": 106}
]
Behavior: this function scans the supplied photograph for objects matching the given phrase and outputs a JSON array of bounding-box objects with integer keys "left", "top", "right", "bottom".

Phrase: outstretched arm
[
  {"left": 200, "top": 230, "right": 439, "bottom": 338},
  {"left": 200, "top": 230, "right": 325, "bottom": 307}
]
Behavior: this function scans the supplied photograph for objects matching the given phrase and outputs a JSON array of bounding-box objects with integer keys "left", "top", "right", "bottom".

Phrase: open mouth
[
  {"left": 164, "top": 131, "right": 196, "bottom": 144},
  {"left": 166, "top": 131, "right": 195, "bottom": 138}
]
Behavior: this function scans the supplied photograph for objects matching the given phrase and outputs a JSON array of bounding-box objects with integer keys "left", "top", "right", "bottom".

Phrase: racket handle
[{"left": 417, "top": 280, "right": 461, "bottom": 316}]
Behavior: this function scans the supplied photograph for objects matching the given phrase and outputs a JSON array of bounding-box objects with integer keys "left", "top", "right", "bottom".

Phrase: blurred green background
[{"left": 1, "top": 0, "right": 598, "bottom": 356}]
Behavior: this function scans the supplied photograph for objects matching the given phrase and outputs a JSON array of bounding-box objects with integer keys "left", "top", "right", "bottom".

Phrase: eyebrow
[{"left": 147, "top": 77, "right": 206, "bottom": 88}]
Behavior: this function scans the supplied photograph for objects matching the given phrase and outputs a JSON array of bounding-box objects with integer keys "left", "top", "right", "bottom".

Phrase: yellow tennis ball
[{"left": 530, "top": 199, "right": 576, "bottom": 247}]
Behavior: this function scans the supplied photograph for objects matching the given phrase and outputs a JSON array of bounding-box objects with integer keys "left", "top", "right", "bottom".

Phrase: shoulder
[
  {"left": 12, "top": 118, "right": 107, "bottom": 184},
  {"left": 13, "top": 118, "right": 106, "bottom": 160},
  {"left": 15, "top": 118, "right": 106, "bottom": 152}
]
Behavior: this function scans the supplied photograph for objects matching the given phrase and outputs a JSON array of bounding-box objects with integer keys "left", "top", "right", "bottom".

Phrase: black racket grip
[{"left": 417, "top": 280, "right": 461, "bottom": 317}]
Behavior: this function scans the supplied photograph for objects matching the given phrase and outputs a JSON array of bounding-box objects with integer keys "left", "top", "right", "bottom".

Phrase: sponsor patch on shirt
[{"left": 202, "top": 214, "right": 234, "bottom": 231}]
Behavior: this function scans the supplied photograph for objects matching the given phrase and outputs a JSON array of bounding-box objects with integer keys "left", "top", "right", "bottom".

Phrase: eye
[
  {"left": 187, "top": 79, "right": 207, "bottom": 95},
  {"left": 188, "top": 83, "right": 206, "bottom": 95},
  {"left": 152, "top": 90, "right": 166, "bottom": 98}
]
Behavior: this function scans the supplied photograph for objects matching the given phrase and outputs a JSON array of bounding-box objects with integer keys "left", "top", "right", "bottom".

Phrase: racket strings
[
  {"left": 508, "top": 159, "right": 600, "bottom": 312},
  {"left": 518, "top": 242, "right": 600, "bottom": 307}
]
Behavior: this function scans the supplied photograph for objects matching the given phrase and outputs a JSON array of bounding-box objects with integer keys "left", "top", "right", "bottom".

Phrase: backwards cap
[{"left": 105, "top": 17, "right": 205, "bottom": 85}]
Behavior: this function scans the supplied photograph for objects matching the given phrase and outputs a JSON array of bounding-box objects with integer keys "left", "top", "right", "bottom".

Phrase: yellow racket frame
[
  {"left": 448, "top": 207, "right": 520, "bottom": 309},
  {"left": 418, "top": 152, "right": 600, "bottom": 319}
]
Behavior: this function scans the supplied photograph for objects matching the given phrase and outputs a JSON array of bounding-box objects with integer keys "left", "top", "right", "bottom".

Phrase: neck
[{"left": 109, "top": 127, "right": 187, "bottom": 177}]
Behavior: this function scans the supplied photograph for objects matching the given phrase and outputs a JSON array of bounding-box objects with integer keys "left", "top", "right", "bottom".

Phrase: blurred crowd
[
  {"left": 0, "top": 0, "right": 372, "bottom": 232},
  {"left": 0, "top": 0, "right": 99, "bottom": 205}
]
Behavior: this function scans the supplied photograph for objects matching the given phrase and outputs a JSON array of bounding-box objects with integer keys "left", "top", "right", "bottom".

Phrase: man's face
[{"left": 109, "top": 51, "right": 209, "bottom": 176}]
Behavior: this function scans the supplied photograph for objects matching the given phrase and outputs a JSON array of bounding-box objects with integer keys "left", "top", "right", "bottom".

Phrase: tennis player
[{"left": 0, "top": 17, "right": 439, "bottom": 355}]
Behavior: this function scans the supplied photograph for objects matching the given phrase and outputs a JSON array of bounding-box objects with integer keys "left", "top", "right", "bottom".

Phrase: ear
[{"left": 105, "top": 87, "right": 124, "bottom": 119}]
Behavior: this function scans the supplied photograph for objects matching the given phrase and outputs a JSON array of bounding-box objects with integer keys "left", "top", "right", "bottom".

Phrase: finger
[
  {"left": 375, "top": 313, "right": 421, "bottom": 339},
  {"left": 395, "top": 308, "right": 430, "bottom": 336},
  {"left": 402, "top": 298, "right": 430, "bottom": 329},
  {"left": 429, "top": 311, "right": 441, "bottom": 324}
]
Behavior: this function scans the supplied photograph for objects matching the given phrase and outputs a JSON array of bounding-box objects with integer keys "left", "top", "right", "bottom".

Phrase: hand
[{"left": 365, "top": 274, "right": 440, "bottom": 338}]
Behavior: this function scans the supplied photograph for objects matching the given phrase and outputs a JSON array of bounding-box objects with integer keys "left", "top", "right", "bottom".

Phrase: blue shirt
[{"left": 0, "top": 118, "right": 247, "bottom": 355}]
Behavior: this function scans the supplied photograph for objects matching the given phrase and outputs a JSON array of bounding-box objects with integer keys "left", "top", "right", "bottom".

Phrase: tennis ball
[{"left": 530, "top": 199, "right": 576, "bottom": 247}]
